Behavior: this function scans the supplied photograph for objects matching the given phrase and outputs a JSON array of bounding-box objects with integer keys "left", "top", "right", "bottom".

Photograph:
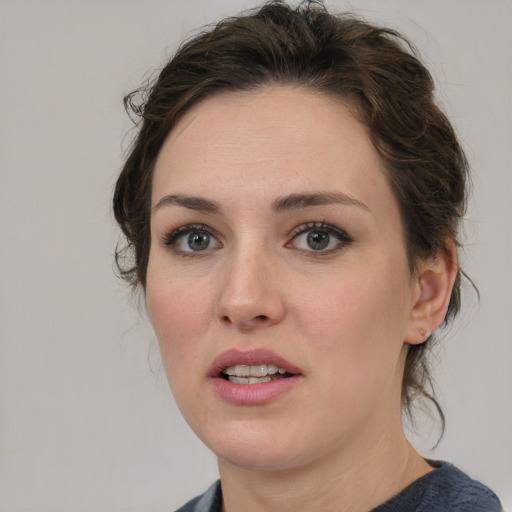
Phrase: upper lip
[{"left": 209, "top": 348, "right": 302, "bottom": 378}]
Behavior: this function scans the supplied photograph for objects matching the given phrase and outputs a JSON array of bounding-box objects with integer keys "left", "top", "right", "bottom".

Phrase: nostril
[{"left": 220, "top": 313, "right": 269, "bottom": 327}]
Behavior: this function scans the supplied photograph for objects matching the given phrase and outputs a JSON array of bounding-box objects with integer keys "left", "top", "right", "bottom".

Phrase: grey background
[{"left": 1, "top": 0, "right": 510, "bottom": 510}]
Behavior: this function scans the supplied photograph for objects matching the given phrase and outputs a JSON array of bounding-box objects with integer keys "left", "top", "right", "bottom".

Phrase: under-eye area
[{"left": 221, "top": 364, "right": 296, "bottom": 384}]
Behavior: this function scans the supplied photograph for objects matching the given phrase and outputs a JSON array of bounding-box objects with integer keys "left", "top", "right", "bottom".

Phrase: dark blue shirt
[{"left": 174, "top": 461, "right": 503, "bottom": 511}]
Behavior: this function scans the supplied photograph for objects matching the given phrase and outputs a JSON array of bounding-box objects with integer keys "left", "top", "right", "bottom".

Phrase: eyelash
[{"left": 161, "top": 221, "right": 353, "bottom": 257}]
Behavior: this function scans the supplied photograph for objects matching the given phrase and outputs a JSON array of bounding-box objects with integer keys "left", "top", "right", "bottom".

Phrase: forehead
[{"left": 152, "top": 86, "right": 393, "bottom": 214}]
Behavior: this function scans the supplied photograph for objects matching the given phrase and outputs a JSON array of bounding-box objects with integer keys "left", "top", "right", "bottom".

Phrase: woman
[{"left": 113, "top": 1, "right": 503, "bottom": 510}]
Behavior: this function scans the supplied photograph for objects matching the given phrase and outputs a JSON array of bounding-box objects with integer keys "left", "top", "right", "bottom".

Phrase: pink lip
[{"left": 209, "top": 348, "right": 303, "bottom": 406}]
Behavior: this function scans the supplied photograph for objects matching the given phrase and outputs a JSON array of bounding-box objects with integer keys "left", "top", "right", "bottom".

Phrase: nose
[{"left": 215, "top": 245, "right": 286, "bottom": 331}]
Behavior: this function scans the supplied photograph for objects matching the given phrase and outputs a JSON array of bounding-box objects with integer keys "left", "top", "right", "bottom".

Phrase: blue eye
[
  {"left": 164, "top": 225, "right": 221, "bottom": 254},
  {"left": 305, "top": 231, "right": 331, "bottom": 251},
  {"left": 186, "top": 231, "right": 211, "bottom": 251},
  {"left": 289, "top": 222, "right": 352, "bottom": 254}
]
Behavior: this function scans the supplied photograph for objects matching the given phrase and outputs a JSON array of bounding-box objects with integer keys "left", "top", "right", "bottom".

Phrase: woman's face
[{"left": 146, "top": 86, "right": 423, "bottom": 472}]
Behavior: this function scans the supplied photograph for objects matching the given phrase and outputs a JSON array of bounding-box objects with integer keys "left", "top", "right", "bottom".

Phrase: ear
[{"left": 405, "top": 241, "right": 458, "bottom": 345}]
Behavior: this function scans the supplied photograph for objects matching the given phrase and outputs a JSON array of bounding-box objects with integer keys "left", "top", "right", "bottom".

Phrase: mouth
[
  {"left": 210, "top": 348, "right": 302, "bottom": 383},
  {"left": 221, "top": 363, "right": 295, "bottom": 384},
  {"left": 210, "top": 349, "right": 303, "bottom": 405}
]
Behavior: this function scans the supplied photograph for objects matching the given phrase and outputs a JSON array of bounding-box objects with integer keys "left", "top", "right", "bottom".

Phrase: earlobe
[{"left": 405, "top": 241, "right": 458, "bottom": 345}]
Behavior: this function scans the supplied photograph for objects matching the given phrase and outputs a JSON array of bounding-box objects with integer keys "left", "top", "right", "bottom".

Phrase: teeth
[
  {"left": 267, "top": 364, "right": 279, "bottom": 375},
  {"left": 223, "top": 363, "right": 285, "bottom": 378},
  {"left": 228, "top": 376, "right": 272, "bottom": 385},
  {"left": 250, "top": 364, "right": 266, "bottom": 377}
]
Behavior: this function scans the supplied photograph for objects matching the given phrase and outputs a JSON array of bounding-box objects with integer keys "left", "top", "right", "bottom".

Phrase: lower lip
[{"left": 210, "top": 375, "right": 303, "bottom": 405}]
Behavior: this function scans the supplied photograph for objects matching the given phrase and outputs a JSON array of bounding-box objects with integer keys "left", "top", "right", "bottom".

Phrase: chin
[
  {"left": 200, "top": 421, "right": 318, "bottom": 473},
  {"left": 218, "top": 444, "right": 303, "bottom": 472}
]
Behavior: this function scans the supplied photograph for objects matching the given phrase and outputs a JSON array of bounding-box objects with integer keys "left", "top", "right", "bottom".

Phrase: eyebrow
[
  {"left": 152, "top": 190, "right": 369, "bottom": 215},
  {"left": 272, "top": 191, "right": 369, "bottom": 213},
  {"left": 153, "top": 194, "right": 221, "bottom": 214}
]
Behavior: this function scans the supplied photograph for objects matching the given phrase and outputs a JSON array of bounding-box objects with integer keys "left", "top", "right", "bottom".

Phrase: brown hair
[{"left": 113, "top": 0, "right": 469, "bottom": 429}]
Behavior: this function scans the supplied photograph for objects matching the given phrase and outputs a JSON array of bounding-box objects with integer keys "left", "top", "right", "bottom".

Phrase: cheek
[
  {"left": 296, "top": 268, "right": 411, "bottom": 372},
  {"left": 146, "top": 275, "right": 213, "bottom": 415},
  {"left": 299, "top": 276, "right": 402, "bottom": 338},
  {"left": 146, "top": 269, "right": 211, "bottom": 369},
  {"left": 295, "top": 275, "right": 410, "bottom": 423}
]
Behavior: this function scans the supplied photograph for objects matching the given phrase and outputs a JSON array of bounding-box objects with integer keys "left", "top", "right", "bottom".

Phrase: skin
[{"left": 146, "top": 86, "right": 456, "bottom": 512}]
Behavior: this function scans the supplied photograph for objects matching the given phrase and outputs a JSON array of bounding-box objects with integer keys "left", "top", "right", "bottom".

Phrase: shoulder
[
  {"left": 374, "top": 461, "right": 503, "bottom": 512},
  {"left": 174, "top": 481, "right": 222, "bottom": 512},
  {"left": 424, "top": 462, "right": 503, "bottom": 512}
]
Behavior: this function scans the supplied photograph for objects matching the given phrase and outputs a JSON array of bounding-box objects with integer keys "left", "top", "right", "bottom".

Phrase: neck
[{"left": 218, "top": 426, "right": 432, "bottom": 512}]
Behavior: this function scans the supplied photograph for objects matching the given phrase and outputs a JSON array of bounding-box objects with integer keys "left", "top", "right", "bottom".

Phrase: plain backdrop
[{"left": 1, "top": 0, "right": 511, "bottom": 510}]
